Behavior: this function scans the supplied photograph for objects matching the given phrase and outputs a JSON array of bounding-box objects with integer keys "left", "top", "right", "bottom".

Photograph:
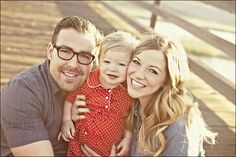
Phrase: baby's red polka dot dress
[{"left": 66, "top": 69, "right": 133, "bottom": 156}]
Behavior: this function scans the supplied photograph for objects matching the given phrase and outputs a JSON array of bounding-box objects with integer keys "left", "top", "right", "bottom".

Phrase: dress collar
[
  {"left": 87, "top": 68, "right": 127, "bottom": 91},
  {"left": 87, "top": 68, "right": 101, "bottom": 88}
]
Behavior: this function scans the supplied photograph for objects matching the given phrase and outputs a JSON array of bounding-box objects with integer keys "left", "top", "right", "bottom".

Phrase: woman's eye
[{"left": 149, "top": 69, "right": 158, "bottom": 75}]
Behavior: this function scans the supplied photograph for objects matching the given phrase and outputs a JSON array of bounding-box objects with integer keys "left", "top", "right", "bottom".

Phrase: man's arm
[
  {"left": 11, "top": 140, "right": 54, "bottom": 156},
  {"left": 1, "top": 78, "right": 53, "bottom": 156}
]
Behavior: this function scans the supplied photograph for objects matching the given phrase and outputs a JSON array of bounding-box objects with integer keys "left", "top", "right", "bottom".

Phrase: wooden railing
[
  {"left": 1, "top": 2, "right": 234, "bottom": 156},
  {"left": 201, "top": 0, "right": 235, "bottom": 14},
  {"left": 102, "top": 1, "right": 235, "bottom": 103}
]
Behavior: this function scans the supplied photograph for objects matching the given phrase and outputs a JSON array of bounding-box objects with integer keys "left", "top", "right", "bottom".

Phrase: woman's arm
[
  {"left": 116, "top": 130, "right": 132, "bottom": 156},
  {"left": 81, "top": 144, "right": 117, "bottom": 157}
]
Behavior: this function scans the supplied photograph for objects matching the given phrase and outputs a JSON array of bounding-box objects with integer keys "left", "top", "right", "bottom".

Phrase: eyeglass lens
[{"left": 57, "top": 47, "right": 94, "bottom": 65}]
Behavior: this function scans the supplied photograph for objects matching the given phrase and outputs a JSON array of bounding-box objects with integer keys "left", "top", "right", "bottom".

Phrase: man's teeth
[
  {"left": 64, "top": 72, "right": 77, "bottom": 77},
  {"left": 131, "top": 79, "right": 145, "bottom": 88}
]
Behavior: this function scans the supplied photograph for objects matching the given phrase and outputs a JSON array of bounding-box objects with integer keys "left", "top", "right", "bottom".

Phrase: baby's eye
[{"left": 119, "top": 63, "right": 126, "bottom": 66}]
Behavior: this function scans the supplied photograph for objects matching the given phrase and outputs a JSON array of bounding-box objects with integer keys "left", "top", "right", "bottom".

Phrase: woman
[{"left": 74, "top": 33, "right": 217, "bottom": 156}]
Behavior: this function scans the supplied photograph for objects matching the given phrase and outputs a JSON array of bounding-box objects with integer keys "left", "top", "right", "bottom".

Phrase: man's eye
[
  {"left": 60, "top": 49, "right": 72, "bottom": 54},
  {"left": 80, "top": 54, "right": 91, "bottom": 60}
]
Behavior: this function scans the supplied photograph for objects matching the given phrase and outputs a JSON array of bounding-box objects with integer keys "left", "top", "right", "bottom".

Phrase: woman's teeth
[{"left": 131, "top": 79, "right": 145, "bottom": 88}]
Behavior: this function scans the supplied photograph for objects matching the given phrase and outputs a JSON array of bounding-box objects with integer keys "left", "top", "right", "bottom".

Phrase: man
[{"left": 1, "top": 16, "right": 102, "bottom": 156}]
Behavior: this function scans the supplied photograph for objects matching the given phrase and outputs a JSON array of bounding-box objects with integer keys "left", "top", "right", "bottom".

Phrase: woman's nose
[{"left": 134, "top": 68, "right": 145, "bottom": 79}]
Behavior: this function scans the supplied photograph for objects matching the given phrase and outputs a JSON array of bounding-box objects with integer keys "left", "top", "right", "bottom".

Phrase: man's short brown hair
[{"left": 51, "top": 16, "right": 102, "bottom": 47}]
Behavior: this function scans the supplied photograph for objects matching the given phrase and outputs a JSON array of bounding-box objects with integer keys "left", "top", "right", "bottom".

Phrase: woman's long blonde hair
[{"left": 126, "top": 33, "right": 217, "bottom": 156}]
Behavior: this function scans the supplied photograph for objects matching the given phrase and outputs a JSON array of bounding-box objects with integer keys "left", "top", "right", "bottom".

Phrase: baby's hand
[
  {"left": 116, "top": 136, "right": 132, "bottom": 156},
  {"left": 57, "top": 120, "right": 75, "bottom": 142}
]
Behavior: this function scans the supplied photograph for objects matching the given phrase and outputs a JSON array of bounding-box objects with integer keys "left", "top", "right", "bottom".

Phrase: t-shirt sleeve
[
  {"left": 1, "top": 79, "right": 48, "bottom": 148},
  {"left": 65, "top": 89, "right": 79, "bottom": 103}
]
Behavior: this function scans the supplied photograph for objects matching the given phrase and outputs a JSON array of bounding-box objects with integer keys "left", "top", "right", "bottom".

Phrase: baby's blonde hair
[{"left": 96, "top": 30, "right": 139, "bottom": 65}]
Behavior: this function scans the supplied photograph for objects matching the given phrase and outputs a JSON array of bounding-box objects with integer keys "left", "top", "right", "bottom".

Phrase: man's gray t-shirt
[{"left": 1, "top": 60, "right": 68, "bottom": 156}]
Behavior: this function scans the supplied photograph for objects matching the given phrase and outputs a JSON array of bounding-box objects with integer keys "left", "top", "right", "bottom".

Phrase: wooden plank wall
[
  {"left": 133, "top": 1, "right": 235, "bottom": 104},
  {"left": 201, "top": 0, "right": 235, "bottom": 14},
  {"left": 1, "top": 1, "right": 62, "bottom": 89}
]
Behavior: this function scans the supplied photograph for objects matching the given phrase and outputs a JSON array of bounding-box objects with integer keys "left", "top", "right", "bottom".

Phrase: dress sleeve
[{"left": 1, "top": 79, "right": 48, "bottom": 148}]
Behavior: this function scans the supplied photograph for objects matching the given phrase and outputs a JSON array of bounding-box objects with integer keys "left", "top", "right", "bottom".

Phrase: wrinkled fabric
[
  {"left": 66, "top": 69, "right": 133, "bottom": 156},
  {"left": 130, "top": 101, "right": 205, "bottom": 156}
]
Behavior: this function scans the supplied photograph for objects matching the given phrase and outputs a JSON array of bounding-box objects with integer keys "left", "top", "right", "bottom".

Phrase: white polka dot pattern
[{"left": 66, "top": 69, "right": 133, "bottom": 156}]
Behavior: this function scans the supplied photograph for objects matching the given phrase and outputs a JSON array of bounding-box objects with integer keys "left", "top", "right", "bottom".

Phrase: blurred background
[{"left": 1, "top": 1, "right": 235, "bottom": 156}]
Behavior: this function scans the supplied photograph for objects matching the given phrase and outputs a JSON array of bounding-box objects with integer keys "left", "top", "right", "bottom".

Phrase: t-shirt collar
[{"left": 45, "top": 60, "right": 65, "bottom": 96}]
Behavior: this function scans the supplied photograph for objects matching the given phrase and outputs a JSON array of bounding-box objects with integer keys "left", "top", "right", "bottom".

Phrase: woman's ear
[{"left": 47, "top": 42, "right": 54, "bottom": 60}]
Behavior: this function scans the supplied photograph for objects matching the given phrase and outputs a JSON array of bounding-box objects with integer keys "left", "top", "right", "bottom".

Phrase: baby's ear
[{"left": 47, "top": 42, "right": 54, "bottom": 60}]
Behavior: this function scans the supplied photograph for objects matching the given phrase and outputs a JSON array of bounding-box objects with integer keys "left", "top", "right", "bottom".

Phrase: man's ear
[{"left": 47, "top": 42, "right": 54, "bottom": 60}]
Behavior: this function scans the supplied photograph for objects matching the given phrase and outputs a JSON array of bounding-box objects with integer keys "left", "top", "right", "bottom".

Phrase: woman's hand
[
  {"left": 81, "top": 144, "right": 117, "bottom": 157},
  {"left": 71, "top": 95, "right": 90, "bottom": 122},
  {"left": 116, "top": 136, "right": 131, "bottom": 156}
]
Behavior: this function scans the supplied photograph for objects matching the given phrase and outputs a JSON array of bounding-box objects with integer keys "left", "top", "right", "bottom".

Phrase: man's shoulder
[
  {"left": 1, "top": 61, "right": 50, "bottom": 115},
  {"left": 12, "top": 66, "right": 39, "bottom": 83},
  {"left": 2, "top": 61, "right": 48, "bottom": 93}
]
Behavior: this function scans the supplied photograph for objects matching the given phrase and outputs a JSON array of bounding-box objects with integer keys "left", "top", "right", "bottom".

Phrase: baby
[{"left": 60, "top": 31, "right": 139, "bottom": 156}]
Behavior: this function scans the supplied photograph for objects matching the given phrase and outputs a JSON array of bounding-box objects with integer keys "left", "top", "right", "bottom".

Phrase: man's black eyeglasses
[{"left": 53, "top": 45, "right": 95, "bottom": 65}]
